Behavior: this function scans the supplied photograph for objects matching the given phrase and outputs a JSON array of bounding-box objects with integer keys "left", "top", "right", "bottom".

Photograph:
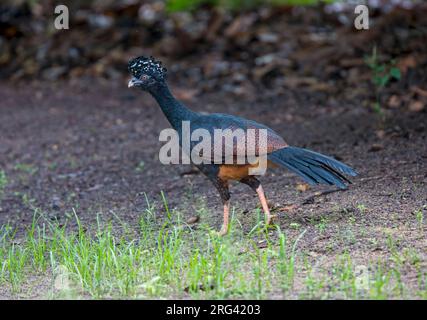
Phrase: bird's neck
[{"left": 149, "top": 83, "right": 196, "bottom": 130}]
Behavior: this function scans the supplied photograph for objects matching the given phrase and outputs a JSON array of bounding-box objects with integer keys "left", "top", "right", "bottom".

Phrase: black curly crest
[{"left": 128, "top": 56, "right": 167, "bottom": 81}]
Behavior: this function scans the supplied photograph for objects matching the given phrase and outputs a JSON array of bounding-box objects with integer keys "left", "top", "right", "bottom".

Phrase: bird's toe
[{"left": 266, "top": 214, "right": 278, "bottom": 225}]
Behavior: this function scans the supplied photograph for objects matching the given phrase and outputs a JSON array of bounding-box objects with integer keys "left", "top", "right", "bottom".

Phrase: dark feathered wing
[
  {"left": 268, "top": 147, "right": 357, "bottom": 189},
  {"left": 189, "top": 113, "right": 287, "bottom": 162}
]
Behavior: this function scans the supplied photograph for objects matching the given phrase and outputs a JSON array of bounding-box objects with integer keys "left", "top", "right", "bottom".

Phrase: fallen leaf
[
  {"left": 388, "top": 95, "right": 401, "bottom": 109},
  {"left": 411, "top": 86, "right": 427, "bottom": 98},
  {"left": 204, "top": 9, "right": 224, "bottom": 41},
  {"left": 296, "top": 183, "right": 310, "bottom": 192},
  {"left": 375, "top": 130, "right": 386, "bottom": 139},
  {"left": 186, "top": 216, "right": 200, "bottom": 225},
  {"left": 408, "top": 100, "right": 425, "bottom": 112},
  {"left": 224, "top": 14, "right": 257, "bottom": 39},
  {"left": 277, "top": 204, "right": 298, "bottom": 212},
  {"left": 396, "top": 55, "right": 417, "bottom": 74},
  {"left": 369, "top": 144, "right": 384, "bottom": 152}
]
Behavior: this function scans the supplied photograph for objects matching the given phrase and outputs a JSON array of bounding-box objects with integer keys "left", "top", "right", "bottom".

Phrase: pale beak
[{"left": 128, "top": 77, "right": 142, "bottom": 88}]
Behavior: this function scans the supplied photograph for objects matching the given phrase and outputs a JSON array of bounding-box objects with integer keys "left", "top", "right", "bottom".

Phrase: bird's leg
[
  {"left": 255, "top": 184, "right": 275, "bottom": 225},
  {"left": 211, "top": 178, "right": 231, "bottom": 236},
  {"left": 219, "top": 200, "right": 230, "bottom": 236},
  {"left": 240, "top": 177, "right": 275, "bottom": 225}
]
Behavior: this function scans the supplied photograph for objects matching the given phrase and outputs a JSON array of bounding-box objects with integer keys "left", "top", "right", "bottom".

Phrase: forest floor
[{"left": 0, "top": 79, "right": 426, "bottom": 299}]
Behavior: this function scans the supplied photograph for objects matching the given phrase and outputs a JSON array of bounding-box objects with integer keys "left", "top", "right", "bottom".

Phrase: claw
[{"left": 266, "top": 214, "right": 277, "bottom": 225}]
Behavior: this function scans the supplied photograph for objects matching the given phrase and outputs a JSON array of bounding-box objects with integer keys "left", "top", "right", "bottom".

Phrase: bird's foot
[
  {"left": 217, "top": 225, "right": 229, "bottom": 236},
  {"left": 266, "top": 214, "right": 278, "bottom": 226}
]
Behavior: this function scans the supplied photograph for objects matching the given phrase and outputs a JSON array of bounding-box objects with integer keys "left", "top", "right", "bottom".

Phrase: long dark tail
[{"left": 268, "top": 146, "right": 357, "bottom": 189}]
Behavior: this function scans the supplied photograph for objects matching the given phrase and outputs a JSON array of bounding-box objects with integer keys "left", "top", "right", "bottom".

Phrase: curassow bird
[{"left": 128, "top": 56, "right": 357, "bottom": 235}]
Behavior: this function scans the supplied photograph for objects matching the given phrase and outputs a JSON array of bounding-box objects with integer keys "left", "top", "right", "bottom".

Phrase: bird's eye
[{"left": 140, "top": 75, "right": 149, "bottom": 80}]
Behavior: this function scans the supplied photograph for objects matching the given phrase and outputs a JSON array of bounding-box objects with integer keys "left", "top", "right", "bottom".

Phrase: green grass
[
  {"left": 0, "top": 170, "right": 7, "bottom": 199},
  {"left": 414, "top": 208, "right": 424, "bottom": 231},
  {"left": 14, "top": 163, "right": 38, "bottom": 176},
  {"left": 135, "top": 161, "right": 145, "bottom": 173},
  {"left": 0, "top": 196, "right": 426, "bottom": 299}
]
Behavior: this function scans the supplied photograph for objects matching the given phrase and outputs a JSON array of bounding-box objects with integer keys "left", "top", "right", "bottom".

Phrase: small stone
[
  {"left": 369, "top": 144, "right": 384, "bottom": 152},
  {"left": 186, "top": 216, "right": 200, "bottom": 225}
]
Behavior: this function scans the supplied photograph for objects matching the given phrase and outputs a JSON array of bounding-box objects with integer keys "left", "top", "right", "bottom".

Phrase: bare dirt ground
[{"left": 1, "top": 79, "right": 426, "bottom": 266}]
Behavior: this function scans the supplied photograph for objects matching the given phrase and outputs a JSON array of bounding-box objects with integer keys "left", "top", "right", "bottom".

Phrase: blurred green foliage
[
  {"left": 0, "top": 170, "right": 7, "bottom": 199},
  {"left": 166, "top": 0, "right": 336, "bottom": 12},
  {"left": 365, "top": 46, "right": 401, "bottom": 113},
  {"left": 365, "top": 47, "right": 401, "bottom": 89}
]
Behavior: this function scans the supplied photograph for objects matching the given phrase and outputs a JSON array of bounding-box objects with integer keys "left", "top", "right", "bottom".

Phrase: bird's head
[{"left": 127, "top": 56, "right": 167, "bottom": 91}]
